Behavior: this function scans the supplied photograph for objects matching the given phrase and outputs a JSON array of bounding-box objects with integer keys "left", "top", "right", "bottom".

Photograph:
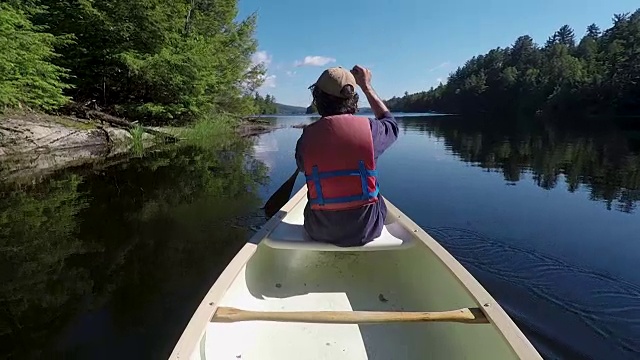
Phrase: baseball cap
[{"left": 309, "top": 66, "right": 357, "bottom": 98}]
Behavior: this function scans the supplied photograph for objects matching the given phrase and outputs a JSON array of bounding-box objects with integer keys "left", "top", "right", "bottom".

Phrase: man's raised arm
[{"left": 351, "top": 65, "right": 390, "bottom": 120}]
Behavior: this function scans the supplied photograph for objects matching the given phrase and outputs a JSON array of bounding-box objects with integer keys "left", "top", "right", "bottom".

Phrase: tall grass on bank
[
  {"left": 176, "top": 115, "right": 238, "bottom": 149},
  {"left": 129, "top": 125, "right": 145, "bottom": 155},
  {"left": 126, "top": 115, "right": 241, "bottom": 156}
]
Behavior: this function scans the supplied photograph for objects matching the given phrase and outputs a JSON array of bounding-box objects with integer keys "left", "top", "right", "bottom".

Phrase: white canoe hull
[{"left": 169, "top": 187, "right": 542, "bottom": 360}]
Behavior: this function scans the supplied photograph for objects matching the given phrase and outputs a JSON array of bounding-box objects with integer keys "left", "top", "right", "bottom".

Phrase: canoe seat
[{"left": 262, "top": 207, "right": 415, "bottom": 251}]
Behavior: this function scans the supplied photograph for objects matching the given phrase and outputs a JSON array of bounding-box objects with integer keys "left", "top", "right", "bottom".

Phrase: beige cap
[{"left": 310, "top": 66, "right": 357, "bottom": 98}]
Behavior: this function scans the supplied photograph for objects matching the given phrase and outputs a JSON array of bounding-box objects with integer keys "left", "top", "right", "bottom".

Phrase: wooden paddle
[
  {"left": 262, "top": 169, "right": 299, "bottom": 218},
  {"left": 211, "top": 307, "right": 489, "bottom": 324}
]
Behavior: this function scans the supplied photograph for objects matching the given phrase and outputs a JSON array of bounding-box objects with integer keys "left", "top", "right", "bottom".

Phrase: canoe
[{"left": 169, "top": 187, "right": 542, "bottom": 360}]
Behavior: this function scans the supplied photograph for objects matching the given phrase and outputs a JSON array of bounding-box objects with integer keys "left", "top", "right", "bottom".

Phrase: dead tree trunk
[{"left": 86, "top": 111, "right": 180, "bottom": 143}]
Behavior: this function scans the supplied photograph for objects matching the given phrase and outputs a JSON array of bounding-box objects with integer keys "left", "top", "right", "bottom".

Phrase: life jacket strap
[{"left": 306, "top": 160, "right": 378, "bottom": 206}]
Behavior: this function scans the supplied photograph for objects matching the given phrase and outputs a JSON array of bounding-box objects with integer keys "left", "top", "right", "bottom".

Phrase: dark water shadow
[{"left": 0, "top": 140, "right": 271, "bottom": 359}]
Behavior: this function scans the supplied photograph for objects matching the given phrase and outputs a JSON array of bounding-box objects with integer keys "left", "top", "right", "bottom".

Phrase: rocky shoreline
[{"left": 0, "top": 112, "right": 276, "bottom": 183}]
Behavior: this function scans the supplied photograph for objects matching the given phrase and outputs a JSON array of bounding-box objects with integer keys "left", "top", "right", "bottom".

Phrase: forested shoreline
[
  {"left": 386, "top": 9, "right": 640, "bottom": 121},
  {"left": 1, "top": 0, "right": 270, "bottom": 126}
]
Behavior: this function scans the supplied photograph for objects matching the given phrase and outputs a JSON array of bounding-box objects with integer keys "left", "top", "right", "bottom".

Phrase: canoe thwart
[{"left": 211, "top": 307, "right": 489, "bottom": 324}]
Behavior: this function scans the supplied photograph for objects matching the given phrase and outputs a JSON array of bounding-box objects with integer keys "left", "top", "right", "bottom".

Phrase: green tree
[
  {"left": 509, "top": 36, "right": 539, "bottom": 69},
  {"left": 0, "top": 4, "right": 70, "bottom": 110},
  {"left": 555, "top": 25, "right": 576, "bottom": 48},
  {"left": 386, "top": 8, "right": 640, "bottom": 120},
  {"left": 586, "top": 23, "right": 602, "bottom": 38},
  {"left": 3, "top": 0, "right": 266, "bottom": 124},
  {"left": 253, "top": 93, "right": 277, "bottom": 114}
]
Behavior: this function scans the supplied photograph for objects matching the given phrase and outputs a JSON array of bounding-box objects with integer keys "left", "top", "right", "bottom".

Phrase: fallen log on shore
[{"left": 86, "top": 110, "right": 180, "bottom": 142}]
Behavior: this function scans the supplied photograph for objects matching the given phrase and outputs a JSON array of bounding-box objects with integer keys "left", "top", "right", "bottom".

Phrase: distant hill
[
  {"left": 267, "top": 103, "right": 373, "bottom": 115},
  {"left": 275, "top": 103, "right": 307, "bottom": 115}
]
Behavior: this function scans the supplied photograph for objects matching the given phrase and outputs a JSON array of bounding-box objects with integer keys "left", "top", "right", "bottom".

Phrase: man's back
[
  {"left": 295, "top": 65, "right": 398, "bottom": 246},
  {"left": 296, "top": 114, "right": 398, "bottom": 246}
]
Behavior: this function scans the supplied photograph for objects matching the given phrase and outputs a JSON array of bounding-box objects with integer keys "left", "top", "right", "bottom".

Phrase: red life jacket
[{"left": 299, "top": 114, "right": 379, "bottom": 211}]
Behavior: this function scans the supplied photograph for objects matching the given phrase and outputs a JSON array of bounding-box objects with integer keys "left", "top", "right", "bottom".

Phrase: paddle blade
[{"left": 263, "top": 170, "right": 299, "bottom": 218}]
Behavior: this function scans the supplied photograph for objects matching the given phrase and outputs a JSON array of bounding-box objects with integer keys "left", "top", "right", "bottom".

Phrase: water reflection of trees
[
  {"left": 400, "top": 115, "right": 640, "bottom": 213},
  {"left": 0, "top": 139, "right": 269, "bottom": 358},
  {"left": 0, "top": 175, "right": 91, "bottom": 356}
]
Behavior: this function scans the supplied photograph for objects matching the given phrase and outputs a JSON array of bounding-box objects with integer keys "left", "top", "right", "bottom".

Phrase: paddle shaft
[
  {"left": 212, "top": 307, "right": 489, "bottom": 324},
  {"left": 262, "top": 169, "right": 299, "bottom": 218}
]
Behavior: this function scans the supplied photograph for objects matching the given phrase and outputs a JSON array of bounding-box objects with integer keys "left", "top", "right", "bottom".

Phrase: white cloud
[
  {"left": 253, "top": 135, "right": 279, "bottom": 174},
  {"left": 251, "top": 51, "right": 272, "bottom": 67},
  {"left": 294, "top": 56, "right": 336, "bottom": 67},
  {"left": 436, "top": 78, "right": 443, "bottom": 83},
  {"left": 249, "top": 50, "right": 276, "bottom": 92},
  {"left": 429, "top": 62, "right": 451, "bottom": 72},
  {"left": 286, "top": 70, "right": 297, "bottom": 77},
  {"left": 261, "top": 74, "right": 277, "bottom": 88}
]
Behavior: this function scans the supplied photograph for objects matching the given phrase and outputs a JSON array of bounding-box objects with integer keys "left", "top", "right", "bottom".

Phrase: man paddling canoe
[{"left": 294, "top": 65, "right": 399, "bottom": 246}]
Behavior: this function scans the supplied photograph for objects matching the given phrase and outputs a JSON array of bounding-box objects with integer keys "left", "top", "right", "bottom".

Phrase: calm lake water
[{"left": 2, "top": 114, "right": 640, "bottom": 359}]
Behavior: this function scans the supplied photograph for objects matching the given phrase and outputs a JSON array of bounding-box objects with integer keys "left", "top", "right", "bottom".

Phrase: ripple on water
[{"left": 427, "top": 227, "right": 640, "bottom": 359}]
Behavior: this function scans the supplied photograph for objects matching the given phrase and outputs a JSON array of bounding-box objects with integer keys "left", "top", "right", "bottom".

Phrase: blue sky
[{"left": 237, "top": 0, "right": 638, "bottom": 107}]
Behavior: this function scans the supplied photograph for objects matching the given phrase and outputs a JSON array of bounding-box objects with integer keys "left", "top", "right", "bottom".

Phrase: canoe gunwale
[
  {"left": 167, "top": 188, "right": 308, "bottom": 359},
  {"left": 383, "top": 199, "right": 542, "bottom": 360},
  {"left": 168, "top": 186, "right": 542, "bottom": 359}
]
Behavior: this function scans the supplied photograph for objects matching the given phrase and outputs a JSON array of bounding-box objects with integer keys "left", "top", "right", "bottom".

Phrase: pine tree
[
  {"left": 0, "top": 4, "right": 70, "bottom": 111},
  {"left": 556, "top": 25, "right": 576, "bottom": 48},
  {"left": 386, "top": 8, "right": 640, "bottom": 117},
  {"left": 586, "top": 23, "right": 601, "bottom": 38}
]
